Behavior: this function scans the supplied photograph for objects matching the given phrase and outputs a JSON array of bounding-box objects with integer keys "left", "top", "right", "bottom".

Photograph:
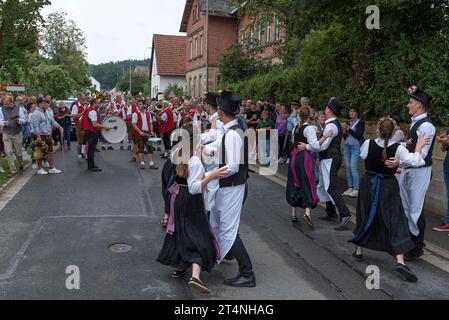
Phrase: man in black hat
[
  {"left": 387, "top": 86, "right": 436, "bottom": 260},
  {"left": 298, "top": 98, "right": 351, "bottom": 230},
  {"left": 209, "top": 90, "right": 255, "bottom": 288}
]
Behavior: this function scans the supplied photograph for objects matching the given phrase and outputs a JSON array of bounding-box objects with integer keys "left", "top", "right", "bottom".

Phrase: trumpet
[{"left": 154, "top": 100, "right": 173, "bottom": 113}]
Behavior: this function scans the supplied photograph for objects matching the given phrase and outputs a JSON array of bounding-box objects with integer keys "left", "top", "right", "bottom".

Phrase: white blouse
[
  {"left": 360, "top": 138, "right": 425, "bottom": 167},
  {"left": 187, "top": 156, "right": 205, "bottom": 195}
]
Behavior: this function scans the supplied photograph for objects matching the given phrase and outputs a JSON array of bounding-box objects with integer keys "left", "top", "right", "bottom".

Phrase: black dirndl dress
[
  {"left": 286, "top": 124, "right": 320, "bottom": 209},
  {"left": 157, "top": 176, "right": 218, "bottom": 272},
  {"left": 351, "top": 141, "right": 415, "bottom": 256},
  {"left": 161, "top": 159, "right": 176, "bottom": 214}
]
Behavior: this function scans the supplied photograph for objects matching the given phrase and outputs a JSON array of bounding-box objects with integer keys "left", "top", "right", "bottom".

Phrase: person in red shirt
[
  {"left": 81, "top": 98, "right": 112, "bottom": 172},
  {"left": 158, "top": 101, "right": 175, "bottom": 159},
  {"left": 132, "top": 100, "right": 158, "bottom": 170}
]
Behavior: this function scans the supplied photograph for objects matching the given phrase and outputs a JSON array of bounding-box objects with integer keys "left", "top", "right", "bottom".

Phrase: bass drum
[{"left": 101, "top": 115, "right": 127, "bottom": 144}]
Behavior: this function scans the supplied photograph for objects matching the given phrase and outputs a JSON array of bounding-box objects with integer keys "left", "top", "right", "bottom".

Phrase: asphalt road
[{"left": 0, "top": 144, "right": 448, "bottom": 300}]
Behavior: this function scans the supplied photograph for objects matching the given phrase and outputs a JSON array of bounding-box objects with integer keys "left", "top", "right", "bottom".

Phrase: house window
[
  {"left": 193, "top": 5, "right": 197, "bottom": 22},
  {"left": 275, "top": 17, "right": 281, "bottom": 41},
  {"left": 193, "top": 77, "right": 197, "bottom": 97},
  {"left": 199, "top": 75, "right": 203, "bottom": 95},
  {"left": 266, "top": 22, "right": 272, "bottom": 44},
  {"left": 249, "top": 28, "right": 254, "bottom": 49},
  {"left": 189, "top": 38, "right": 193, "bottom": 60},
  {"left": 194, "top": 36, "right": 198, "bottom": 58},
  {"left": 199, "top": 32, "right": 203, "bottom": 56},
  {"left": 257, "top": 24, "right": 264, "bottom": 46}
]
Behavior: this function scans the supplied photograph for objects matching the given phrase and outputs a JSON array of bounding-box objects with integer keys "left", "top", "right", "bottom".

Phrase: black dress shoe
[
  {"left": 223, "top": 274, "right": 256, "bottom": 288},
  {"left": 335, "top": 216, "right": 351, "bottom": 231},
  {"left": 319, "top": 215, "right": 338, "bottom": 222},
  {"left": 88, "top": 167, "right": 102, "bottom": 172},
  {"left": 396, "top": 263, "right": 418, "bottom": 283}
]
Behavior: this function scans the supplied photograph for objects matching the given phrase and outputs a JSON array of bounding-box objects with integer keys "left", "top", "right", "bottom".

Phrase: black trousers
[
  {"left": 410, "top": 212, "right": 426, "bottom": 254},
  {"left": 228, "top": 234, "right": 254, "bottom": 278},
  {"left": 324, "top": 156, "right": 351, "bottom": 218},
  {"left": 162, "top": 129, "right": 174, "bottom": 151},
  {"left": 85, "top": 131, "right": 99, "bottom": 169}
]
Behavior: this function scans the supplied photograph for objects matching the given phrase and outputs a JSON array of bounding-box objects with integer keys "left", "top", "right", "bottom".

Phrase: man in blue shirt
[{"left": 433, "top": 127, "right": 449, "bottom": 232}]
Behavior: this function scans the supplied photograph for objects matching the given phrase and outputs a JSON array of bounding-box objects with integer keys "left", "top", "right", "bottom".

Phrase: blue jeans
[
  {"left": 344, "top": 144, "right": 361, "bottom": 191},
  {"left": 445, "top": 171, "right": 449, "bottom": 225}
]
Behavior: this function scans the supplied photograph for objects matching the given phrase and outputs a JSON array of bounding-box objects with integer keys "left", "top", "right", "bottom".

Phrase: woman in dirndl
[
  {"left": 351, "top": 116, "right": 429, "bottom": 283},
  {"left": 157, "top": 123, "right": 228, "bottom": 294},
  {"left": 286, "top": 107, "right": 332, "bottom": 227}
]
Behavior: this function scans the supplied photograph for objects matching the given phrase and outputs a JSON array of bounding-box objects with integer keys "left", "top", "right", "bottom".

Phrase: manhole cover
[{"left": 109, "top": 243, "right": 132, "bottom": 253}]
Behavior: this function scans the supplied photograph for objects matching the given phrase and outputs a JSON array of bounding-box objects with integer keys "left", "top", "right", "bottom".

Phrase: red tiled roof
[{"left": 153, "top": 34, "right": 187, "bottom": 76}]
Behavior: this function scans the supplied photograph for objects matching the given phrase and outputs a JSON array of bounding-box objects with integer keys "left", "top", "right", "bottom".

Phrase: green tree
[
  {"left": 164, "top": 83, "right": 185, "bottom": 100},
  {"left": 28, "top": 63, "right": 75, "bottom": 99},
  {"left": 0, "top": 0, "right": 50, "bottom": 81},
  {"left": 117, "top": 71, "right": 150, "bottom": 96},
  {"left": 40, "top": 12, "right": 90, "bottom": 90}
]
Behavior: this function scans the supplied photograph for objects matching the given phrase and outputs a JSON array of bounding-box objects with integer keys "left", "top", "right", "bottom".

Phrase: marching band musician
[
  {"left": 127, "top": 99, "right": 139, "bottom": 162},
  {"left": 132, "top": 100, "right": 158, "bottom": 170},
  {"left": 158, "top": 101, "right": 176, "bottom": 160},
  {"left": 101, "top": 101, "right": 119, "bottom": 151},
  {"left": 71, "top": 96, "right": 87, "bottom": 163},
  {"left": 81, "top": 98, "right": 112, "bottom": 172}
]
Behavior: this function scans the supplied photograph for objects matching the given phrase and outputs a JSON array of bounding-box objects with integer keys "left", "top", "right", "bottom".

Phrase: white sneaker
[
  {"left": 48, "top": 168, "right": 62, "bottom": 174},
  {"left": 37, "top": 169, "right": 48, "bottom": 175},
  {"left": 342, "top": 188, "right": 354, "bottom": 196},
  {"left": 349, "top": 190, "right": 359, "bottom": 198}
]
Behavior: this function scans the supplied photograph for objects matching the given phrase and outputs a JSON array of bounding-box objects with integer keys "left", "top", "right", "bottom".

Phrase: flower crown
[{"left": 376, "top": 115, "right": 398, "bottom": 136}]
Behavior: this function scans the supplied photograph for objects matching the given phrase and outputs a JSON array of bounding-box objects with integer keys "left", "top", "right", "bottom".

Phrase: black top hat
[
  {"left": 204, "top": 92, "right": 218, "bottom": 107},
  {"left": 408, "top": 86, "right": 432, "bottom": 108},
  {"left": 217, "top": 90, "right": 240, "bottom": 114},
  {"left": 327, "top": 98, "right": 343, "bottom": 116}
]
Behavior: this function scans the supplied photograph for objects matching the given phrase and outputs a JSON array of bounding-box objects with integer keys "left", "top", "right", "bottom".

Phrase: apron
[{"left": 316, "top": 158, "right": 335, "bottom": 204}]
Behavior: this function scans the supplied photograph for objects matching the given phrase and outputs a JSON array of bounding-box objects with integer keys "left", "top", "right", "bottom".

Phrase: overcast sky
[{"left": 42, "top": 0, "right": 185, "bottom": 65}]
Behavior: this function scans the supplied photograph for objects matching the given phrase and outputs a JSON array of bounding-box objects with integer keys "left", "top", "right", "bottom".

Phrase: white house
[
  {"left": 150, "top": 34, "right": 187, "bottom": 100},
  {"left": 90, "top": 76, "right": 101, "bottom": 91}
]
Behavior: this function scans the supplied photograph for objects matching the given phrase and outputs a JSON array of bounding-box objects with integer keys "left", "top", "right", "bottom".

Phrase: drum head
[
  {"left": 101, "top": 116, "right": 127, "bottom": 144},
  {"left": 148, "top": 138, "right": 162, "bottom": 143}
]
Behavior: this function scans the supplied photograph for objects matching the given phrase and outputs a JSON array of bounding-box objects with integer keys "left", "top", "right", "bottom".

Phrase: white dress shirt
[
  {"left": 222, "top": 119, "right": 243, "bottom": 177},
  {"left": 132, "top": 111, "right": 150, "bottom": 132},
  {"left": 187, "top": 156, "right": 205, "bottom": 195}
]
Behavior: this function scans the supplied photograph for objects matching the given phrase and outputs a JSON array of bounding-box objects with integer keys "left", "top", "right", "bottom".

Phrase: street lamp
[{"left": 205, "top": 0, "right": 209, "bottom": 92}]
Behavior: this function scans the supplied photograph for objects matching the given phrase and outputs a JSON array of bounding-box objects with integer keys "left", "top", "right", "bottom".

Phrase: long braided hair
[{"left": 377, "top": 116, "right": 397, "bottom": 162}]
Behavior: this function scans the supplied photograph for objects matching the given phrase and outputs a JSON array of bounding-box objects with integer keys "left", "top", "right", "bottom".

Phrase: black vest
[
  {"left": 406, "top": 117, "right": 435, "bottom": 167},
  {"left": 294, "top": 124, "right": 309, "bottom": 146},
  {"left": 219, "top": 124, "right": 249, "bottom": 188},
  {"left": 365, "top": 140, "right": 400, "bottom": 176},
  {"left": 319, "top": 120, "right": 343, "bottom": 160}
]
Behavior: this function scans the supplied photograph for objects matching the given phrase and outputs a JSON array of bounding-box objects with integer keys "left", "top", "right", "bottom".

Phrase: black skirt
[
  {"left": 286, "top": 150, "right": 318, "bottom": 209},
  {"left": 157, "top": 182, "right": 218, "bottom": 272},
  {"left": 350, "top": 174, "right": 415, "bottom": 256},
  {"left": 161, "top": 159, "right": 175, "bottom": 214}
]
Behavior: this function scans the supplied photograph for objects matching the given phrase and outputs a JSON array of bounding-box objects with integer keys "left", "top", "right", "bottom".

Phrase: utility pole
[
  {"left": 129, "top": 59, "right": 132, "bottom": 95},
  {"left": 205, "top": 0, "right": 209, "bottom": 92}
]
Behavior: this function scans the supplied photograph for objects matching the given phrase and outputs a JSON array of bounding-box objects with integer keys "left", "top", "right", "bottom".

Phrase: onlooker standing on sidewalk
[
  {"left": 275, "top": 105, "right": 288, "bottom": 163},
  {"left": 391, "top": 115, "right": 406, "bottom": 143},
  {"left": 257, "top": 111, "right": 275, "bottom": 159},
  {"left": 285, "top": 102, "right": 300, "bottom": 163},
  {"left": 342, "top": 107, "right": 365, "bottom": 198},
  {"left": 16, "top": 96, "right": 30, "bottom": 148},
  {"left": 31, "top": 97, "right": 63, "bottom": 175},
  {"left": 432, "top": 127, "right": 449, "bottom": 232},
  {"left": 0, "top": 95, "right": 27, "bottom": 177},
  {"left": 55, "top": 101, "right": 72, "bottom": 150}
]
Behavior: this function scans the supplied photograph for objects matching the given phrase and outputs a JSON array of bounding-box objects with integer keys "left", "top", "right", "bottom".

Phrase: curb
[{"left": 0, "top": 163, "right": 32, "bottom": 195}]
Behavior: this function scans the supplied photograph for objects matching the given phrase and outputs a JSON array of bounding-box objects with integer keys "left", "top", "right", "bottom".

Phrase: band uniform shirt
[{"left": 132, "top": 111, "right": 150, "bottom": 132}]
